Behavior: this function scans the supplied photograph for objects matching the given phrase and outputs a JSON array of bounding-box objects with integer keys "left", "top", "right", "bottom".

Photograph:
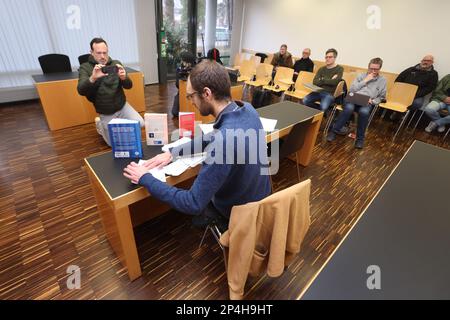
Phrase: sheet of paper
[
  {"left": 163, "top": 159, "right": 190, "bottom": 176},
  {"left": 260, "top": 117, "right": 278, "bottom": 132},
  {"left": 161, "top": 137, "right": 191, "bottom": 153},
  {"left": 198, "top": 123, "right": 215, "bottom": 135},
  {"left": 137, "top": 160, "right": 166, "bottom": 183}
]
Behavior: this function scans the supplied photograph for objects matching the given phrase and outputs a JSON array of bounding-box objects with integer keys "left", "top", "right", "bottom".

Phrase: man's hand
[
  {"left": 123, "top": 162, "right": 150, "bottom": 184},
  {"left": 117, "top": 64, "right": 127, "bottom": 81},
  {"left": 368, "top": 98, "right": 373, "bottom": 105},
  {"left": 332, "top": 74, "right": 338, "bottom": 80},
  {"left": 142, "top": 152, "right": 173, "bottom": 170},
  {"left": 364, "top": 73, "right": 375, "bottom": 83},
  {"left": 444, "top": 97, "right": 450, "bottom": 105},
  {"left": 90, "top": 64, "right": 108, "bottom": 83}
]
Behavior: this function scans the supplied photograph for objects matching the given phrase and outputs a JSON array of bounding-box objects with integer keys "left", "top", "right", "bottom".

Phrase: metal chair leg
[
  {"left": 406, "top": 109, "right": 417, "bottom": 130},
  {"left": 199, "top": 225, "right": 211, "bottom": 248},
  {"left": 444, "top": 127, "right": 450, "bottom": 141},
  {"left": 393, "top": 110, "right": 410, "bottom": 141},
  {"left": 368, "top": 104, "right": 378, "bottom": 128},
  {"left": 413, "top": 110, "right": 425, "bottom": 132},
  {"left": 323, "top": 105, "right": 337, "bottom": 138}
]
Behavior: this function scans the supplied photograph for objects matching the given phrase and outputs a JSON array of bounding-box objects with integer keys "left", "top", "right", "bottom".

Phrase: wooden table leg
[{"left": 297, "top": 112, "right": 324, "bottom": 166}]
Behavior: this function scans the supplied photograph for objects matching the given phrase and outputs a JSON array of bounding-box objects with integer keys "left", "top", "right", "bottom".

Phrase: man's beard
[{"left": 198, "top": 100, "right": 213, "bottom": 116}]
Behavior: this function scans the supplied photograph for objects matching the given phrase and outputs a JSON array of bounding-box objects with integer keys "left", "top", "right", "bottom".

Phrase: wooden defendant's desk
[
  {"left": 84, "top": 101, "right": 323, "bottom": 280},
  {"left": 32, "top": 67, "right": 145, "bottom": 131}
]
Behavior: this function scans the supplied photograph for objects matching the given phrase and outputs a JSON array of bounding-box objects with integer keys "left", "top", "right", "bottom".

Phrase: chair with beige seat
[
  {"left": 263, "top": 66, "right": 294, "bottom": 95},
  {"left": 283, "top": 71, "right": 315, "bottom": 102},
  {"left": 244, "top": 63, "right": 274, "bottom": 88},
  {"left": 376, "top": 82, "right": 418, "bottom": 141}
]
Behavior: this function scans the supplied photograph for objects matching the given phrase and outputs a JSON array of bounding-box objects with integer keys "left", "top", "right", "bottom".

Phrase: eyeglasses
[
  {"left": 368, "top": 67, "right": 380, "bottom": 71},
  {"left": 325, "top": 55, "right": 335, "bottom": 59},
  {"left": 422, "top": 59, "right": 433, "bottom": 63},
  {"left": 186, "top": 91, "right": 199, "bottom": 100}
]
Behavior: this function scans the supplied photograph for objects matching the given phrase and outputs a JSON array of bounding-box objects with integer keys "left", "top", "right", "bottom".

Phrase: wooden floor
[{"left": 0, "top": 83, "right": 448, "bottom": 300}]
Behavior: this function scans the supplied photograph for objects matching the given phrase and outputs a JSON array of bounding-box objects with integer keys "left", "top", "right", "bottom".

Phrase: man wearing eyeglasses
[
  {"left": 390, "top": 55, "right": 438, "bottom": 121},
  {"left": 292, "top": 48, "right": 314, "bottom": 82},
  {"left": 327, "top": 57, "right": 387, "bottom": 149},
  {"left": 123, "top": 60, "right": 271, "bottom": 230},
  {"left": 302, "top": 48, "right": 343, "bottom": 113}
]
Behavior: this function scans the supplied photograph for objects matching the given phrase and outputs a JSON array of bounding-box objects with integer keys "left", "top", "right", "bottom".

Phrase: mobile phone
[{"left": 101, "top": 65, "right": 119, "bottom": 74}]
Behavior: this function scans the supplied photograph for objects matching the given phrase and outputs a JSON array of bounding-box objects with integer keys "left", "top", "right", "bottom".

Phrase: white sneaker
[
  {"left": 437, "top": 125, "right": 446, "bottom": 133},
  {"left": 95, "top": 117, "right": 102, "bottom": 135},
  {"left": 425, "top": 121, "right": 437, "bottom": 133}
]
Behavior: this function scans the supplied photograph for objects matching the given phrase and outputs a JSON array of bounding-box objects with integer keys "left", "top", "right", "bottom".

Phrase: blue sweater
[{"left": 139, "top": 101, "right": 272, "bottom": 218}]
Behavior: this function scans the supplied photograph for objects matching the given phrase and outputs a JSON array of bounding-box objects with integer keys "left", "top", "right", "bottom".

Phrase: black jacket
[{"left": 395, "top": 64, "right": 438, "bottom": 98}]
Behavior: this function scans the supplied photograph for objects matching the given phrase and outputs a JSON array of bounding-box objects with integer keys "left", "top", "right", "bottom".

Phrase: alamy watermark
[
  {"left": 366, "top": 265, "right": 381, "bottom": 290},
  {"left": 66, "top": 265, "right": 81, "bottom": 290}
]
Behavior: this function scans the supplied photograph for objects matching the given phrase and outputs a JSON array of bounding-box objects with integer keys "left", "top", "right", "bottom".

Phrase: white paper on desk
[
  {"left": 164, "top": 153, "right": 207, "bottom": 176},
  {"left": 260, "top": 117, "right": 278, "bottom": 132},
  {"left": 199, "top": 123, "right": 215, "bottom": 135},
  {"left": 181, "top": 153, "right": 207, "bottom": 167},
  {"left": 161, "top": 137, "right": 191, "bottom": 153},
  {"left": 137, "top": 160, "right": 166, "bottom": 183}
]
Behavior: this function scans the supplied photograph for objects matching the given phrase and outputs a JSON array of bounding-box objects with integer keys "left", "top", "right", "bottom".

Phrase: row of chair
[{"left": 38, "top": 53, "right": 90, "bottom": 74}]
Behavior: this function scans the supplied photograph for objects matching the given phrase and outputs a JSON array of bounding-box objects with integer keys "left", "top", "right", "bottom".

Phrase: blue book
[{"left": 107, "top": 119, "right": 143, "bottom": 159}]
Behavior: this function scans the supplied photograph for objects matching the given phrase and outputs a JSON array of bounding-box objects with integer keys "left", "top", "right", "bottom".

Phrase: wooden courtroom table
[
  {"left": 179, "top": 79, "right": 244, "bottom": 123},
  {"left": 84, "top": 101, "right": 323, "bottom": 280},
  {"left": 300, "top": 141, "right": 450, "bottom": 299},
  {"left": 32, "top": 67, "right": 145, "bottom": 131}
]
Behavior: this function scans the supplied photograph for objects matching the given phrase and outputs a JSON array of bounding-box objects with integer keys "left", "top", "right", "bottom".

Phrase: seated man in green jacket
[
  {"left": 424, "top": 74, "right": 450, "bottom": 133},
  {"left": 302, "top": 48, "right": 344, "bottom": 113},
  {"left": 77, "top": 37, "right": 144, "bottom": 146}
]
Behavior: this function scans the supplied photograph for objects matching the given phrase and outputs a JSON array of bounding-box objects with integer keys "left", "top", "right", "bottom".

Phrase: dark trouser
[
  {"left": 192, "top": 202, "right": 229, "bottom": 231},
  {"left": 332, "top": 103, "right": 373, "bottom": 141}
]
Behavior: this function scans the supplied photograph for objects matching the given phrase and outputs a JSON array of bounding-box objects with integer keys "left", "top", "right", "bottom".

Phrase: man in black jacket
[
  {"left": 78, "top": 38, "right": 144, "bottom": 146},
  {"left": 391, "top": 55, "right": 438, "bottom": 120},
  {"left": 293, "top": 48, "right": 314, "bottom": 82}
]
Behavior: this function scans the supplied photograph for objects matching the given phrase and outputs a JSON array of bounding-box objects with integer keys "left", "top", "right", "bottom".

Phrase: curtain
[{"left": 0, "top": 0, "right": 140, "bottom": 88}]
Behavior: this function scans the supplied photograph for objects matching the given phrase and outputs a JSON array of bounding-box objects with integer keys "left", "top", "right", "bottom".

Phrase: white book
[{"left": 144, "top": 113, "right": 168, "bottom": 146}]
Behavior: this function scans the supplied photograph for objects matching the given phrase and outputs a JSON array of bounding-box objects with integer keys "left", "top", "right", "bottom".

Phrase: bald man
[
  {"left": 293, "top": 48, "right": 314, "bottom": 81},
  {"left": 391, "top": 55, "right": 438, "bottom": 120}
]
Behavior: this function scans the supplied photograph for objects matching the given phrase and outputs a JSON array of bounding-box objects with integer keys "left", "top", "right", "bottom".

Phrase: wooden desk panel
[{"left": 34, "top": 71, "right": 145, "bottom": 131}]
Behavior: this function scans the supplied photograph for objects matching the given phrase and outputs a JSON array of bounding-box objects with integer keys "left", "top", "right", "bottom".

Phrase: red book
[{"left": 179, "top": 112, "right": 195, "bottom": 138}]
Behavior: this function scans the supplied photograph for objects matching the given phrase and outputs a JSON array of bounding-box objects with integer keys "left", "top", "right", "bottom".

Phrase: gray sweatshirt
[{"left": 350, "top": 73, "right": 387, "bottom": 105}]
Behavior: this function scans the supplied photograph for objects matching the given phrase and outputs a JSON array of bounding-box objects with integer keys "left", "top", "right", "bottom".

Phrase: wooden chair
[
  {"left": 283, "top": 71, "right": 315, "bottom": 101},
  {"left": 231, "top": 53, "right": 246, "bottom": 70},
  {"left": 263, "top": 66, "right": 294, "bottom": 94},
  {"left": 245, "top": 63, "right": 273, "bottom": 88},
  {"left": 322, "top": 80, "right": 347, "bottom": 136},
  {"left": 237, "top": 60, "right": 256, "bottom": 82},
  {"left": 249, "top": 55, "right": 261, "bottom": 69},
  {"left": 377, "top": 82, "right": 418, "bottom": 141}
]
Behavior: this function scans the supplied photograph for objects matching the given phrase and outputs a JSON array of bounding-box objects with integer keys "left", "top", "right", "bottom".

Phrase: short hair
[
  {"left": 280, "top": 44, "right": 288, "bottom": 49},
  {"left": 369, "top": 57, "right": 383, "bottom": 68},
  {"left": 326, "top": 48, "right": 338, "bottom": 57},
  {"left": 189, "top": 60, "right": 231, "bottom": 101},
  {"left": 90, "top": 38, "right": 108, "bottom": 50}
]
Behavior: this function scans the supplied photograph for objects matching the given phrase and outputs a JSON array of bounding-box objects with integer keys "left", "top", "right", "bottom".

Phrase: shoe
[
  {"left": 425, "top": 121, "right": 437, "bottom": 133},
  {"left": 438, "top": 125, "right": 446, "bottom": 133},
  {"left": 390, "top": 112, "right": 399, "bottom": 121},
  {"left": 95, "top": 117, "right": 102, "bottom": 135},
  {"left": 326, "top": 131, "right": 336, "bottom": 142},
  {"left": 354, "top": 139, "right": 364, "bottom": 149},
  {"left": 335, "top": 126, "right": 349, "bottom": 136}
]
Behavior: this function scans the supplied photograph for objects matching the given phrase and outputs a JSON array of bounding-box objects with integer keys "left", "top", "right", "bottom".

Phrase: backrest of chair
[
  {"left": 279, "top": 118, "right": 313, "bottom": 159},
  {"left": 266, "top": 53, "right": 274, "bottom": 65},
  {"left": 249, "top": 55, "right": 261, "bottom": 68},
  {"left": 294, "top": 71, "right": 315, "bottom": 91},
  {"left": 342, "top": 72, "right": 357, "bottom": 89},
  {"left": 78, "top": 54, "right": 90, "bottom": 65},
  {"left": 387, "top": 82, "right": 418, "bottom": 106},
  {"left": 313, "top": 60, "right": 326, "bottom": 73},
  {"left": 255, "top": 63, "right": 273, "bottom": 82},
  {"left": 233, "top": 53, "right": 245, "bottom": 67},
  {"left": 274, "top": 67, "right": 294, "bottom": 87},
  {"left": 333, "top": 80, "right": 346, "bottom": 98},
  {"left": 239, "top": 60, "right": 256, "bottom": 79},
  {"left": 38, "top": 54, "right": 72, "bottom": 74}
]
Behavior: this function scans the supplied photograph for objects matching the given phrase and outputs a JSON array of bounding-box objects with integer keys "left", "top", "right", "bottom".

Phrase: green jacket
[
  {"left": 431, "top": 74, "right": 450, "bottom": 103},
  {"left": 313, "top": 65, "right": 344, "bottom": 94},
  {"left": 77, "top": 55, "right": 132, "bottom": 115}
]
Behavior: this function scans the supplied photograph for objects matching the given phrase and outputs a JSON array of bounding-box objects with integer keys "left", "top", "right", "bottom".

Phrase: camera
[{"left": 101, "top": 65, "right": 119, "bottom": 75}]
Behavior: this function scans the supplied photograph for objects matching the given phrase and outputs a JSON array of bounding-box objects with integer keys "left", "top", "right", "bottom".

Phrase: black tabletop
[
  {"left": 86, "top": 145, "right": 162, "bottom": 200},
  {"left": 32, "top": 67, "right": 140, "bottom": 83},
  {"left": 257, "top": 101, "right": 321, "bottom": 130},
  {"left": 85, "top": 101, "right": 321, "bottom": 200},
  {"left": 301, "top": 141, "right": 450, "bottom": 299}
]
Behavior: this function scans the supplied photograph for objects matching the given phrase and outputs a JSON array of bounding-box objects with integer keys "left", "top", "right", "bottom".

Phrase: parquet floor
[{"left": 0, "top": 83, "right": 448, "bottom": 299}]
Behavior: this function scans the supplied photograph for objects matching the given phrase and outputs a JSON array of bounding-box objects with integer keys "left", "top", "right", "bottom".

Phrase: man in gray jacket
[{"left": 327, "top": 57, "right": 387, "bottom": 149}]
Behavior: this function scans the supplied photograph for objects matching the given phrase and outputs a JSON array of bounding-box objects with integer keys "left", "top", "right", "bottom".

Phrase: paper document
[
  {"left": 136, "top": 160, "right": 167, "bottom": 183},
  {"left": 260, "top": 117, "right": 278, "bottom": 132},
  {"left": 303, "top": 82, "right": 324, "bottom": 92},
  {"left": 162, "top": 137, "right": 192, "bottom": 153},
  {"left": 164, "top": 154, "right": 207, "bottom": 176},
  {"left": 199, "top": 124, "right": 215, "bottom": 135}
]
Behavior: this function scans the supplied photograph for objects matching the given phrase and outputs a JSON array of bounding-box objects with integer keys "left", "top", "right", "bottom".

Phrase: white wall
[
  {"left": 241, "top": 0, "right": 448, "bottom": 76},
  {"left": 134, "top": 0, "right": 159, "bottom": 85}
]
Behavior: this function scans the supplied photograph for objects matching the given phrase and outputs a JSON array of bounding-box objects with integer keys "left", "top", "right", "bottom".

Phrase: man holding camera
[{"left": 77, "top": 37, "right": 144, "bottom": 146}]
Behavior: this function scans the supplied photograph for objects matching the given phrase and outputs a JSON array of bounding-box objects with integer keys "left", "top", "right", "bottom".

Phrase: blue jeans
[
  {"left": 303, "top": 91, "right": 335, "bottom": 112},
  {"left": 332, "top": 103, "right": 373, "bottom": 141},
  {"left": 409, "top": 97, "right": 425, "bottom": 111},
  {"left": 424, "top": 101, "right": 450, "bottom": 126}
]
